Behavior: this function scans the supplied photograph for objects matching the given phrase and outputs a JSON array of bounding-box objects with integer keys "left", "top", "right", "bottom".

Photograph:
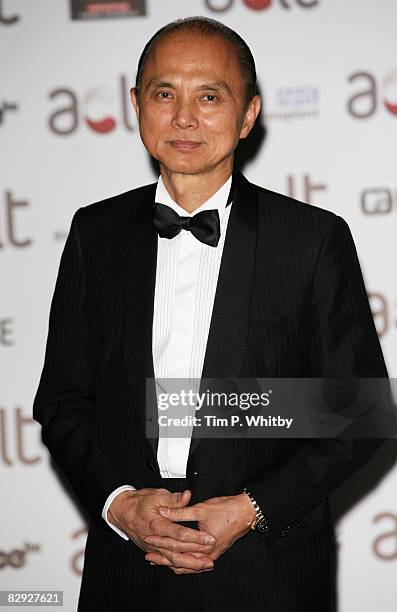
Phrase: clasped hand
[{"left": 108, "top": 488, "right": 255, "bottom": 575}]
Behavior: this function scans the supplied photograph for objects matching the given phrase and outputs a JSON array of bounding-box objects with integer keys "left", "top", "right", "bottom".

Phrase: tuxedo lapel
[
  {"left": 187, "top": 170, "right": 259, "bottom": 461},
  {"left": 124, "top": 170, "right": 259, "bottom": 468},
  {"left": 124, "top": 182, "right": 159, "bottom": 463}
]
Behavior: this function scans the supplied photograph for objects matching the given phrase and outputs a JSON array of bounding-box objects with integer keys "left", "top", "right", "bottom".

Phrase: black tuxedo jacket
[{"left": 33, "top": 169, "right": 389, "bottom": 612}]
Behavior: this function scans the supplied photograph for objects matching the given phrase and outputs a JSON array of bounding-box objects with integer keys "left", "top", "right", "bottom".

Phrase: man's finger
[
  {"left": 147, "top": 559, "right": 213, "bottom": 575},
  {"left": 169, "top": 565, "right": 214, "bottom": 575},
  {"left": 166, "top": 490, "right": 191, "bottom": 507},
  {"left": 146, "top": 552, "right": 172, "bottom": 567},
  {"left": 144, "top": 534, "right": 215, "bottom": 554},
  {"left": 152, "top": 520, "right": 216, "bottom": 545},
  {"left": 146, "top": 550, "right": 214, "bottom": 571},
  {"left": 159, "top": 506, "right": 198, "bottom": 521}
]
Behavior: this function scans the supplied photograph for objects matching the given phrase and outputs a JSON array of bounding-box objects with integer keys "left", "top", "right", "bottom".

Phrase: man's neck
[{"left": 160, "top": 162, "right": 233, "bottom": 213}]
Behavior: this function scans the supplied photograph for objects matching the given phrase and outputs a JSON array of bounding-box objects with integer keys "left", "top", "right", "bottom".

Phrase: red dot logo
[
  {"left": 85, "top": 116, "right": 116, "bottom": 133},
  {"left": 84, "top": 87, "right": 117, "bottom": 134},
  {"left": 243, "top": 0, "right": 272, "bottom": 9},
  {"left": 383, "top": 70, "right": 397, "bottom": 116}
]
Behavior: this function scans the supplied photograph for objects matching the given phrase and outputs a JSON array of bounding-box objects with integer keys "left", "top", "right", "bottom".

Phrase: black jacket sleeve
[
  {"left": 242, "top": 214, "right": 391, "bottom": 538},
  {"left": 33, "top": 209, "right": 127, "bottom": 540}
]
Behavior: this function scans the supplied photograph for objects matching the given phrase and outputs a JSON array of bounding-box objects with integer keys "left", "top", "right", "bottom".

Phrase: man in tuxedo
[{"left": 33, "top": 16, "right": 390, "bottom": 612}]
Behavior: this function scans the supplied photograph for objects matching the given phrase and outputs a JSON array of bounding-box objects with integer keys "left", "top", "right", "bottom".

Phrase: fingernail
[
  {"left": 150, "top": 562, "right": 156, "bottom": 566},
  {"left": 205, "top": 537, "right": 216, "bottom": 544},
  {"left": 160, "top": 507, "right": 170, "bottom": 515},
  {"left": 204, "top": 563, "right": 213, "bottom": 569}
]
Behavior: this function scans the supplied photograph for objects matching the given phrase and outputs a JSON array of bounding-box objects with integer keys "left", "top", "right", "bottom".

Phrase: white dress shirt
[{"left": 102, "top": 173, "right": 233, "bottom": 539}]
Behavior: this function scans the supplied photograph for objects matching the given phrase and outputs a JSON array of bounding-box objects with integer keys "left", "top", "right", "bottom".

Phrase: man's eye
[
  {"left": 203, "top": 94, "right": 217, "bottom": 102},
  {"left": 157, "top": 91, "right": 172, "bottom": 98}
]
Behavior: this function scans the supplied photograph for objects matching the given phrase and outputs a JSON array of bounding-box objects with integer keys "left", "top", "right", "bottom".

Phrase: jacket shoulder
[
  {"left": 244, "top": 178, "right": 349, "bottom": 244},
  {"left": 253, "top": 181, "right": 339, "bottom": 224},
  {"left": 73, "top": 181, "right": 157, "bottom": 231}
]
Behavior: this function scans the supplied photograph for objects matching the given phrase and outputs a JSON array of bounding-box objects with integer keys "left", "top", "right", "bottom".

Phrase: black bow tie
[
  {"left": 152, "top": 172, "right": 236, "bottom": 247},
  {"left": 153, "top": 204, "right": 221, "bottom": 247}
]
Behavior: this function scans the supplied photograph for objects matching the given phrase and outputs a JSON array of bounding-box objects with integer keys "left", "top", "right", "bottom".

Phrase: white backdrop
[{"left": 1, "top": 0, "right": 396, "bottom": 610}]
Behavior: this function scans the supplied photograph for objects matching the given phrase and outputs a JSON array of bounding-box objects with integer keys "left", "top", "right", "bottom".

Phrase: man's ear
[
  {"left": 239, "top": 95, "right": 261, "bottom": 140},
  {"left": 130, "top": 86, "right": 139, "bottom": 119}
]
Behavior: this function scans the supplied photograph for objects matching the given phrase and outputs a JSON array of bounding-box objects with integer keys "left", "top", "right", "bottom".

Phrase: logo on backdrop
[
  {"left": 372, "top": 513, "right": 397, "bottom": 561},
  {"left": 0, "top": 407, "right": 42, "bottom": 466},
  {"left": 347, "top": 70, "right": 397, "bottom": 118},
  {"left": 361, "top": 188, "right": 397, "bottom": 215},
  {"left": 368, "top": 292, "right": 396, "bottom": 339},
  {"left": 71, "top": 528, "right": 88, "bottom": 576},
  {"left": 265, "top": 86, "right": 320, "bottom": 121},
  {"left": 48, "top": 76, "right": 134, "bottom": 135},
  {"left": 286, "top": 174, "right": 327, "bottom": 204},
  {"left": 0, "top": 100, "right": 18, "bottom": 126},
  {"left": 205, "top": 0, "right": 319, "bottom": 12},
  {"left": 0, "top": 192, "right": 33, "bottom": 249},
  {"left": 70, "top": 0, "right": 146, "bottom": 19},
  {"left": 0, "top": 544, "right": 41, "bottom": 569},
  {"left": 0, "top": 319, "right": 14, "bottom": 346},
  {"left": 0, "top": 0, "right": 20, "bottom": 24}
]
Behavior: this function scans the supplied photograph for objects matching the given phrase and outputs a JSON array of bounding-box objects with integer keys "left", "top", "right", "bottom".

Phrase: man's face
[{"left": 130, "top": 32, "right": 260, "bottom": 177}]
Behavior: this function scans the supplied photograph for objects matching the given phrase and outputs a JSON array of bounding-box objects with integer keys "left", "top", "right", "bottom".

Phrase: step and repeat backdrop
[{"left": 1, "top": 0, "right": 396, "bottom": 610}]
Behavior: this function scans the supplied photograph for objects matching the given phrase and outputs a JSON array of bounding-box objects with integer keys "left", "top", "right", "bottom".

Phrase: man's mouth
[{"left": 169, "top": 140, "right": 203, "bottom": 150}]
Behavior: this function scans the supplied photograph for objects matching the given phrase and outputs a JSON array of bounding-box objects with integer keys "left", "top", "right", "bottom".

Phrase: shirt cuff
[{"left": 102, "top": 485, "right": 136, "bottom": 541}]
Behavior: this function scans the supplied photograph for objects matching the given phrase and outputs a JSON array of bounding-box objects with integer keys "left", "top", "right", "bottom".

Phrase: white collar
[{"left": 155, "top": 174, "right": 233, "bottom": 219}]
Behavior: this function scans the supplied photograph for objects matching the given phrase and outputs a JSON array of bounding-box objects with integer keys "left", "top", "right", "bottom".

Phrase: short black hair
[{"left": 134, "top": 16, "right": 257, "bottom": 110}]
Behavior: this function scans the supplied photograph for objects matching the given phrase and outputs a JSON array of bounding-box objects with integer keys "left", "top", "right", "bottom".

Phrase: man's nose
[{"left": 171, "top": 99, "right": 199, "bottom": 130}]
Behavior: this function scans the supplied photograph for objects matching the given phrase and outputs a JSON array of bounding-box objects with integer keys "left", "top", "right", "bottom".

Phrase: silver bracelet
[{"left": 243, "top": 487, "right": 265, "bottom": 530}]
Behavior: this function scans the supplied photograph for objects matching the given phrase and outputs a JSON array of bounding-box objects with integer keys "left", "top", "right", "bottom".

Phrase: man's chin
[{"left": 158, "top": 160, "right": 211, "bottom": 176}]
